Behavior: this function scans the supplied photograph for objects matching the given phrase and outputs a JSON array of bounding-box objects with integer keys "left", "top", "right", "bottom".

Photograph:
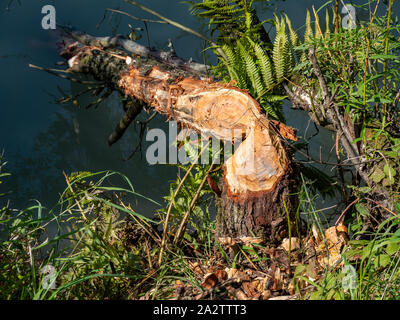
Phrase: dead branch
[{"left": 58, "top": 25, "right": 210, "bottom": 75}]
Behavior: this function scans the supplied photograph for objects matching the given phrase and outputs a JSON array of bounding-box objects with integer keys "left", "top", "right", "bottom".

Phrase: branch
[
  {"left": 286, "top": 50, "right": 374, "bottom": 187},
  {"left": 308, "top": 47, "right": 330, "bottom": 105},
  {"left": 108, "top": 98, "right": 143, "bottom": 146},
  {"left": 59, "top": 26, "right": 210, "bottom": 75},
  {"left": 106, "top": 8, "right": 166, "bottom": 24}
]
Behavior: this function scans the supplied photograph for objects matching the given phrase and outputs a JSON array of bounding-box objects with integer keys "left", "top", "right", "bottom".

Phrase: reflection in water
[{"left": 5, "top": 89, "right": 176, "bottom": 216}]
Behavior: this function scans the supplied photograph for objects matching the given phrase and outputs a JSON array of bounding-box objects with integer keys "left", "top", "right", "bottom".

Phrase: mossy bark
[{"left": 216, "top": 160, "right": 298, "bottom": 245}]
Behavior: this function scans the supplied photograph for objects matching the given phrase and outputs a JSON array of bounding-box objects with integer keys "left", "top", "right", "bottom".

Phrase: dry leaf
[
  {"left": 251, "top": 279, "right": 265, "bottom": 293},
  {"left": 316, "top": 226, "right": 348, "bottom": 268},
  {"left": 201, "top": 273, "right": 218, "bottom": 290},
  {"left": 336, "top": 221, "right": 348, "bottom": 234},
  {"left": 281, "top": 237, "right": 301, "bottom": 251},
  {"left": 226, "top": 268, "right": 238, "bottom": 280},
  {"left": 214, "top": 269, "right": 228, "bottom": 282},
  {"left": 188, "top": 261, "right": 204, "bottom": 275},
  {"left": 288, "top": 281, "right": 296, "bottom": 295},
  {"left": 218, "top": 236, "right": 263, "bottom": 246},
  {"left": 234, "top": 289, "right": 248, "bottom": 300},
  {"left": 270, "top": 120, "right": 298, "bottom": 141},
  {"left": 239, "top": 236, "right": 264, "bottom": 246},
  {"left": 218, "top": 237, "right": 236, "bottom": 246},
  {"left": 242, "top": 281, "right": 259, "bottom": 298}
]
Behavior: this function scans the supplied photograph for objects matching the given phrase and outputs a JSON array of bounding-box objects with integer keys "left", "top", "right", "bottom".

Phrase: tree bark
[{"left": 58, "top": 32, "right": 299, "bottom": 242}]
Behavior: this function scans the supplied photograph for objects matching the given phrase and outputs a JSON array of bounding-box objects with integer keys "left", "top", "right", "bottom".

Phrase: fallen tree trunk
[{"left": 56, "top": 31, "right": 299, "bottom": 242}]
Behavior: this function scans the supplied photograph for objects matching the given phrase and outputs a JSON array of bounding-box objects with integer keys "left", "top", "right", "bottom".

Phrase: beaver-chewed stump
[{"left": 58, "top": 32, "right": 299, "bottom": 243}]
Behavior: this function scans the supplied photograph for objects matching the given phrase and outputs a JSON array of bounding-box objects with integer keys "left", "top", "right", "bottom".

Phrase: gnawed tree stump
[{"left": 57, "top": 32, "right": 299, "bottom": 243}]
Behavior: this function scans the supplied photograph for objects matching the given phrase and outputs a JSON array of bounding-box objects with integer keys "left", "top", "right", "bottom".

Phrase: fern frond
[
  {"left": 221, "top": 44, "right": 243, "bottom": 86},
  {"left": 304, "top": 10, "right": 314, "bottom": 43},
  {"left": 261, "top": 103, "right": 279, "bottom": 120},
  {"left": 237, "top": 39, "right": 264, "bottom": 97},
  {"left": 274, "top": 14, "right": 281, "bottom": 33},
  {"left": 284, "top": 14, "right": 300, "bottom": 49},
  {"left": 247, "top": 37, "right": 275, "bottom": 89},
  {"left": 273, "top": 21, "right": 291, "bottom": 83},
  {"left": 283, "top": 14, "right": 298, "bottom": 66},
  {"left": 196, "top": 7, "right": 243, "bottom": 18},
  {"left": 264, "top": 95, "right": 287, "bottom": 103},
  {"left": 325, "top": 9, "right": 331, "bottom": 38}
]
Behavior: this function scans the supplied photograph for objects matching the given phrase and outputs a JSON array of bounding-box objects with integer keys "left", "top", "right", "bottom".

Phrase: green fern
[
  {"left": 238, "top": 39, "right": 264, "bottom": 97},
  {"left": 273, "top": 19, "right": 291, "bottom": 84},
  {"left": 283, "top": 14, "right": 299, "bottom": 66},
  {"left": 325, "top": 9, "right": 331, "bottom": 38},
  {"left": 248, "top": 37, "right": 275, "bottom": 89},
  {"left": 190, "top": 0, "right": 258, "bottom": 44},
  {"left": 221, "top": 44, "right": 244, "bottom": 86},
  {"left": 260, "top": 101, "right": 280, "bottom": 119},
  {"left": 304, "top": 10, "right": 314, "bottom": 43},
  {"left": 193, "top": 2, "right": 298, "bottom": 121},
  {"left": 285, "top": 14, "right": 300, "bottom": 48},
  {"left": 217, "top": 14, "right": 298, "bottom": 121}
]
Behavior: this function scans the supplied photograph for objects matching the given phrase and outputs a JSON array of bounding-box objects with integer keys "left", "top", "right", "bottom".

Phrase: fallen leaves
[
  {"left": 314, "top": 223, "right": 349, "bottom": 268},
  {"left": 171, "top": 223, "right": 349, "bottom": 300},
  {"left": 201, "top": 270, "right": 228, "bottom": 290}
]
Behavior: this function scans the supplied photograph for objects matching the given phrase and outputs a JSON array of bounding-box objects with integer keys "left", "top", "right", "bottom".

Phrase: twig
[
  {"left": 308, "top": 47, "right": 330, "bottom": 105},
  {"left": 124, "top": 111, "right": 157, "bottom": 160},
  {"left": 307, "top": 49, "right": 370, "bottom": 185},
  {"left": 334, "top": 197, "right": 360, "bottom": 226},
  {"left": 56, "top": 86, "right": 105, "bottom": 105},
  {"left": 59, "top": 26, "right": 209, "bottom": 75},
  {"left": 106, "top": 8, "right": 166, "bottom": 24},
  {"left": 29, "top": 64, "right": 104, "bottom": 85},
  {"left": 339, "top": 0, "right": 358, "bottom": 28},
  {"left": 335, "top": 131, "right": 348, "bottom": 203},
  {"left": 84, "top": 88, "right": 113, "bottom": 109},
  {"left": 108, "top": 98, "right": 143, "bottom": 146},
  {"left": 365, "top": 198, "right": 399, "bottom": 218}
]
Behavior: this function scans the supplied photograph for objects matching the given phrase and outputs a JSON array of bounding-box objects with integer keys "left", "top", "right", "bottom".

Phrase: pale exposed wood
[{"left": 118, "top": 66, "right": 291, "bottom": 196}]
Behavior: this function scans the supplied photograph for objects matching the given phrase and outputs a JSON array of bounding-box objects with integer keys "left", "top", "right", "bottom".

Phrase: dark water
[{"left": 1, "top": 0, "right": 399, "bottom": 220}]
